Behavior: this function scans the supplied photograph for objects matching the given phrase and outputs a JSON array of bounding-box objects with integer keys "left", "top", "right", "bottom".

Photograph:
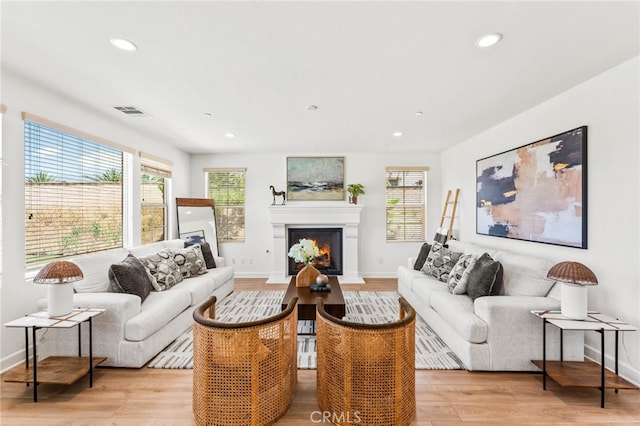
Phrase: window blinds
[
  {"left": 386, "top": 167, "right": 427, "bottom": 242},
  {"left": 204, "top": 168, "right": 246, "bottom": 242},
  {"left": 24, "top": 120, "right": 124, "bottom": 265}
]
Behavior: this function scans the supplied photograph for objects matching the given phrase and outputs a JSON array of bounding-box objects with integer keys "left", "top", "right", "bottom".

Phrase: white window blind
[
  {"left": 140, "top": 153, "right": 170, "bottom": 244},
  {"left": 205, "top": 168, "right": 246, "bottom": 242},
  {"left": 24, "top": 120, "right": 124, "bottom": 265},
  {"left": 386, "top": 167, "right": 428, "bottom": 242}
]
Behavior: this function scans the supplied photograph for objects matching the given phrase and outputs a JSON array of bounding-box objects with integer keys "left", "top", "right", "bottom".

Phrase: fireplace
[
  {"left": 267, "top": 204, "right": 363, "bottom": 283},
  {"left": 288, "top": 228, "right": 343, "bottom": 276}
]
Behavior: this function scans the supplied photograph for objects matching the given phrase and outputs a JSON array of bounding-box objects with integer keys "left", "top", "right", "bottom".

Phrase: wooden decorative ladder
[{"left": 436, "top": 188, "right": 460, "bottom": 243}]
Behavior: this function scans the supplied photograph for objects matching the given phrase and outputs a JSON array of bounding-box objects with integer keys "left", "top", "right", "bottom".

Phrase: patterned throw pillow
[
  {"left": 170, "top": 246, "right": 208, "bottom": 278},
  {"left": 185, "top": 241, "right": 216, "bottom": 269},
  {"left": 421, "top": 242, "right": 463, "bottom": 283},
  {"left": 138, "top": 250, "right": 184, "bottom": 291},
  {"left": 447, "top": 253, "right": 478, "bottom": 294}
]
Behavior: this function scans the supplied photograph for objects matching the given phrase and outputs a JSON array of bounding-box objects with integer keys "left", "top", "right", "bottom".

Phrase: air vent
[{"left": 113, "top": 106, "right": 151, "bottom": 117}]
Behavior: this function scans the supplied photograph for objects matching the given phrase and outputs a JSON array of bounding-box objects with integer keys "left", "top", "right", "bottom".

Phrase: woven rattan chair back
[
  {"left": 316, "top": 296, "right": 416, "bottom": 426},
  {"left": 192, "top": 296, "right": 298, "bottom": 426}
]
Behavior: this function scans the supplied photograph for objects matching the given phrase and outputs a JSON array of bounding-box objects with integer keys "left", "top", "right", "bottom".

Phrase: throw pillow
[
  {"left": 447, "top": 253, "right": 477, "bottom": 294},
  {"left": 109, "top": 254, "right": 154, "bottom": 301},
  {"left": 138, "top": 249, "right": 184, "bottom": 291},
  {"left": 413, "top": 243, "right": 432, "bottom": 271},
  {"left": 170, "top": 246, "right": 208, "bottom": 278},
  {"left": 466, "top": 253, "right": 504, "bottom": 300},
  {"left": 185, "top": 241, "right": 216, "bottom": 269},
  {"left": 421, "top": 241, "right": 463, "bottom": 283}
]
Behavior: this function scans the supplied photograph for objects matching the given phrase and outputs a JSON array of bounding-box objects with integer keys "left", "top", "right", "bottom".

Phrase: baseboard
[
  {"left": 584, "top": 342, "right": 640, "bottom": 387},
  {"left": 0, "top": 348, "right": 28, "bottom": 375}
]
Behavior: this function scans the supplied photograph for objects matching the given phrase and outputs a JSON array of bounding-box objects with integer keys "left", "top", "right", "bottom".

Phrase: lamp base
[
  {"left": 48, "top": 283, "right": 74, "bottom": 317},
  {"left": 561, "top": 283, "right": 588, "bottom": 320}
]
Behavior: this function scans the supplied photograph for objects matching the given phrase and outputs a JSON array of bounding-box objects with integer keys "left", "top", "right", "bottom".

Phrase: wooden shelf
[
  {"left": 532, "top": 360, "right": 638, "bottom": 390},
  {"left": 3, "top": 356, "right": 106, "bottom": 386}
]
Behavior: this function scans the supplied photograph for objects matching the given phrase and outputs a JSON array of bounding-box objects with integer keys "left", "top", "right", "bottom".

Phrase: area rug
[{"left": 148, "top": 290, "right": 464, "bottom": 370}]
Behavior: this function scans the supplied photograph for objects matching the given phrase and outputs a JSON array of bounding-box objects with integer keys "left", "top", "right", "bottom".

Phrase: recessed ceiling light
[
  {"left": 224, "top": 133, "right": 235, "bottom": 138},
  {"left": 110, "top": 38, "right": 137, "bottom": 52},
  {"left": 415, "top": 111, "right": 423, "bottom": 116},
  {"left": 203, "top": 112, "right": 213, "bottom": 116},
  {"left": 392, "top": 132, "right": 403, "bottom": 137},
  {"left": 476, "top": 33, "right": 503, "bottom": 48},
  {"left": 305, "top": 105, "right": 318, "bottom": 111}
]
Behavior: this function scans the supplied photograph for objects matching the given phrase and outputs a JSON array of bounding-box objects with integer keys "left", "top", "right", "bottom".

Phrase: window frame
[
  {"left": 23, "top": 113, "right": 134, "bottom": 267},
  {"left": 204, "top": 168, "right": 247, "bottom": 242},
  {"left": 385, "top": 167, "right": 428, "bottom": 242}
]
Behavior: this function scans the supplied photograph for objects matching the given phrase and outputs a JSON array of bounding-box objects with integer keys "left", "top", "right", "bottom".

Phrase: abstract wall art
[
  {"left": 287, "top": 157, "right": 345, "bottom": 201},
  {"left": 476, "top": 126, "right": 587, "bottom": 248}
]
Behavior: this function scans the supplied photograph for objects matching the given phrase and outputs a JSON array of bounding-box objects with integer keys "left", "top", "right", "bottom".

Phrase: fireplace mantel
[{"left": 267, "top": 204, "right": 364, "bottom": 283}]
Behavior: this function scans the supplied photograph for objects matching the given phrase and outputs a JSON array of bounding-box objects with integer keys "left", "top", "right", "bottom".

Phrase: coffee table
[{"left": 281, "top": 275, "right": 345, "bottom": 322}]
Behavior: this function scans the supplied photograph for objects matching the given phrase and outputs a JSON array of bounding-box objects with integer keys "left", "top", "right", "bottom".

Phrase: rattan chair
[
  {"left": 192, "top": 296, "right": 298, "bottom": 426},
  {"left": 316, "top": 296, "right": 416, "bottom": 426}
]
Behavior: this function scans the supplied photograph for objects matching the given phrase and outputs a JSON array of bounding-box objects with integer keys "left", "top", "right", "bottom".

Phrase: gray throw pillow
[
  {"left": 421, "top": 242, "right": 463, "bottom": 283},
  {"left": 466, "top": 253, "right": 503, "bottom": 300},
  {"left": 185, "top": 241, "right": 216, "bottom": 269},
  {"left": 413, "top": 243, "right": 432, "bottom": 270},
  {"left": 109, "top": 254, "right": 154, "bottom": 301}
]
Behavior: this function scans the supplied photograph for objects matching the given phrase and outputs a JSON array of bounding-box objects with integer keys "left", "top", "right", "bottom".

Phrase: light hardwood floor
[{"left": 2, "top": 278, "right": 638, "bottom": 425}]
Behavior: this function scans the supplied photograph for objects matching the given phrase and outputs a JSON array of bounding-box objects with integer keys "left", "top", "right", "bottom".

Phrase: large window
[
  {"left": 386, "top": 167, "right": 427, "bottom": 242},
  {"left": 205, "top": 168, "right": 246, "bottom": 242},
  {"left": 24, "top": 116, "right": 127, "bottom": 265},
  {"left": 140, "top": 152, "right": 171, "bottom": 244}
]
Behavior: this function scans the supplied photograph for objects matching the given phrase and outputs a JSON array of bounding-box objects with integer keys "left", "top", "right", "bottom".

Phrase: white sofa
[
  {"left": 398, "top": 240, "right": 583, "bottom": 371},
  {"left": 37, "top": 239, "right": 234, "bottom": 368}
]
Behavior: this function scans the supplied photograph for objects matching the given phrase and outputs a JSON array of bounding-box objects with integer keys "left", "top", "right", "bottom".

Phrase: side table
[
  {"left": 530, "top": 310, "right": 638, "bottom": 408},
  {"left": 3, "top": 308, "right": 106, "bottom": 402}
]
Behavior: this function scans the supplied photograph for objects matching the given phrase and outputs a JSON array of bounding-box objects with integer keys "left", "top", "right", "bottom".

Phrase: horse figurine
[{"left": 270, "top": 185, "right": 286, "bottom": 205}]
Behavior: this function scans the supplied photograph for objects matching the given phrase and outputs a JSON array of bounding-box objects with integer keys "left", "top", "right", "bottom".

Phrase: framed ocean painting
[
  {"left": 476, "top": 126, "right": 587, "bottom": 248},
  {"left": 287, "top": 157, "right": 345, "bottom": 201}
]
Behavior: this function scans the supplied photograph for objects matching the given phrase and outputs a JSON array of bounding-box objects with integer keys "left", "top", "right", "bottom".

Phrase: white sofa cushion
[
  {"left": 429, "top": 291, "right": 488, "bottom": 344},
  {"left": 128, "top": 242, "right": 167, "bottom": 258},
  {"left": 411, "top": 275, "right": 449, "bottom": 306},
  {"left": 493, "top": 250, "right": 555, "bottom": 297},
  {"left": 171, "top": 273, "right": 216, "bottom": 306},
  {"left": 71, "top": 248, "right": 129, "bottom": 293},
  {"left": 125, "top": 288, "right": 191, "bottom": 341}
]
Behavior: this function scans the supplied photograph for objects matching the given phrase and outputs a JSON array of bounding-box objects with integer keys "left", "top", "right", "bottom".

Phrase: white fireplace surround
[{"left": 267, "top": 204, "right": 364, "bottom": 284}]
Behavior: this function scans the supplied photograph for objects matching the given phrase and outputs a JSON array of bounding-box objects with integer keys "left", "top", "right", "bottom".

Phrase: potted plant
[{"left": 347, "top": 183, "right": 365, "bottom": 205}]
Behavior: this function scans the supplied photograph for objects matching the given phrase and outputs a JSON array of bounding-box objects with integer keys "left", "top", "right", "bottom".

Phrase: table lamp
[
  {"left": 33, "top": 261, "right": 83, "bottom": 317},
  {"left": 547, "top": 261, "right": 598, "bottom": 320}
]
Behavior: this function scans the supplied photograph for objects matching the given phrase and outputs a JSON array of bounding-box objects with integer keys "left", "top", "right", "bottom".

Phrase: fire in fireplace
[{"left": 288, "top": 228, "right": 343, "bottom": 276}]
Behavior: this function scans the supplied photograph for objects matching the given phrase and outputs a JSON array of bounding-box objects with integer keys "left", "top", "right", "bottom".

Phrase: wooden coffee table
[{"left": 281, "top": 275, "right": 345, "bottom": 322}]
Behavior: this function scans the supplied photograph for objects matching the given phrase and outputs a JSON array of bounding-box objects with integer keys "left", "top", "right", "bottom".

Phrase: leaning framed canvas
[
  {"left": 476, "top": 126, "right": 587, "bottom": 248},
  {"left": 287, "top": 157, "right": 345, "bottom": 201}
]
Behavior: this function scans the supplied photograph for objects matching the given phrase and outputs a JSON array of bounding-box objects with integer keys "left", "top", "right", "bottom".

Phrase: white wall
[
  {"left": 441, "top": 56, "right": 640, "bottom": 384},
  {"left": 189, "top": 152, "right": 441, "bottom": 278},
  {"left": 0, "top": 69, "right": 192, "bottom": 370}
]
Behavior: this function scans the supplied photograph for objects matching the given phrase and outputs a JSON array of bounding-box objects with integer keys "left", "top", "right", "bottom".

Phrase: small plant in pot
[{"left": 347, "top": 183, "right": 365, "bottom": 205}]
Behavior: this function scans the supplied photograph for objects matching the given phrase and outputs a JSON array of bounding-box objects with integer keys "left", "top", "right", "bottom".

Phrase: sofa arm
[
  {"left": 407, "top": 257, "right": 416, "bottom": 269},
  {"left": 473, "top": 296, "right": 579, "bottom": 370},
  {"left": 38, "top": 292, "right": 142, "bottom": 325},
  {"left": 474, "top": 295, "right": 560, "bottom": 326}
]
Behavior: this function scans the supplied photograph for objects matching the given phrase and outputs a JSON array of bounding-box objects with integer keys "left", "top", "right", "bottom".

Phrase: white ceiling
[{"left": 2, "top": 1, "right": 639, "bottom": 154}]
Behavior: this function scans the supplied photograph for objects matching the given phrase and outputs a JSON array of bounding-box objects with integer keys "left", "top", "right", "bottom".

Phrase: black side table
[{"left": 4, "top": 308, "right": 106, "bottom": 402}]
